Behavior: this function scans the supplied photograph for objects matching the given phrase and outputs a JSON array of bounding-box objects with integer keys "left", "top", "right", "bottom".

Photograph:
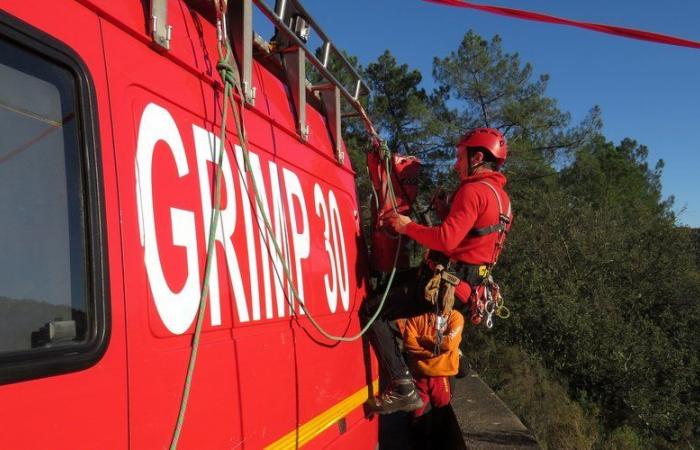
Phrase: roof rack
[
  {"left": 229, "top": 0, "right": 371, "bottom": 163},
  {"left": 150, "top": 0, "right": 374, "bottom": 163}
]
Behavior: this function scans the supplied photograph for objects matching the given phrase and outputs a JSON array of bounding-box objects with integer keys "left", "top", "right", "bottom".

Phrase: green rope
[{"left": 169, "top": 44, "right": 233, "bottom": 450}]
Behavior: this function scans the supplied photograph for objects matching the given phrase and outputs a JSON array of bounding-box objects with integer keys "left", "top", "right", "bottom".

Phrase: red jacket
[{"left": 405, "top": 171, "right": 511, "bottom": 300}]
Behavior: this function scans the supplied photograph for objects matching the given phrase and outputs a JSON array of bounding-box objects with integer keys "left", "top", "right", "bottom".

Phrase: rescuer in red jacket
[{"left": 362, "top": 128, "right": 511, "bottom": 415}]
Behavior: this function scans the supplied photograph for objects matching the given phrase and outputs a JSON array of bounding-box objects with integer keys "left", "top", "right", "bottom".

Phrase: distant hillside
[{"left": 0, "top": 297, "right": 74, "bottom": 353}]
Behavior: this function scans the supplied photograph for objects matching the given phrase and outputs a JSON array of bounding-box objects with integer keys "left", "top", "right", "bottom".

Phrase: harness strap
[
  {"left": 468, "top": 181, "right": 511, "bottom": 237},
  {"left": 469, "top": 222, "right": 506, "bottom": 236}
]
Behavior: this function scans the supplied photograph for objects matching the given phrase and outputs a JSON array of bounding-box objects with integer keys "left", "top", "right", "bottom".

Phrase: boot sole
[{"left": 369, "top": 397, "right": 424, "bottom": 415}]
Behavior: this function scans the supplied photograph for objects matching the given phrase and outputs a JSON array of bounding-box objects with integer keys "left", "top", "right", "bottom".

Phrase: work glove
[
  {"left": 441, "top": 283, "right": 456, "bottom": 316},
  {"left": 424, "top": 272, "right": 442, "bottom": 305}
]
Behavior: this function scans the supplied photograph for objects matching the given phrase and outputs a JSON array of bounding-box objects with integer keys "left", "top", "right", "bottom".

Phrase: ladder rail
[
  {"left": 247, "top": 0, "right": 374, "bottom": 162},
  {"left": 253, "top": 0, "right": 369, "bottom": 102},
  {"left": 271, "top": 0, "right": 361, "bottom": 82},
  {"left": 224, "top": 0, "right": 375, "bottom": 161}
]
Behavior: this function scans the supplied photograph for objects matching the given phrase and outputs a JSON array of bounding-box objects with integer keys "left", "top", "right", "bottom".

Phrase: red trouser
[{"left": 414, "top": 376, "right": 451, "bottom": 417}]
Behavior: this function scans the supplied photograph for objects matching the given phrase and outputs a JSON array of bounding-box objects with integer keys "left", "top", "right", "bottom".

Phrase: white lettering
[
  {"left": 269, "top": 164, "right": 293, "bottom": 317},
  {"left": 314, "top": 184, "right": 338, "bottom": 313},
  {"left": 328, "top": 191, "right": 350, "bottom": 311},
  {"left": 234, "top": 147, "right": 262, "bottom": 321},
  {"left": 283, "top": 169, "right": 310, "bottom": 314},
  {"left": 193, "top": 126, "right": 250, "bottom": 324},
  {"left": 136, "top": 103, "right": 200, "bottom": 335},
  {"left": 137, "top": 105, "right": 357, "bottom": 330},
  {"left": 234, "top": 147, "right": 274, "bottom": 319}
]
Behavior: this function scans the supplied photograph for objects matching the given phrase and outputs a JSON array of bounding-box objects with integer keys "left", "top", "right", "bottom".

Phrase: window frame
[{"left": 0, "top": 11, "right": 110, "bottom": 384}]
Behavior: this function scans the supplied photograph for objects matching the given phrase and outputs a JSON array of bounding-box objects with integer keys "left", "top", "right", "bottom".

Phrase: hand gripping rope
[{"left": 170, "top": 6, "right": 399, "bottom": 448}]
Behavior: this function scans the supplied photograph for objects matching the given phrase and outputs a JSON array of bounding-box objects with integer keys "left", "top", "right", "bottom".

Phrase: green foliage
[
  {"left": 432, "top": 31, "right": 599, "bottom": 174},
  {"left": 603, "top": 426, "right": 648, "bottom": 450},
  {"left": 433, "top": 32, "right": 569, "bottom": 143},
  {"left": 498, "top": 135, "right": 700, "bottom": 441},
  {"left": 364, "top": 51, "right": 432, "bottom": 155},
  {"left": 691, "top": 228, "right": 700, "bottom": 268},
  {"left": 465, "top": 340, "right": 599, "bottom": 450}
]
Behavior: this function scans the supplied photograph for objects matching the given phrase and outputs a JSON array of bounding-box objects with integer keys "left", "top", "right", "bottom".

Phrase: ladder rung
[
  {"left": 321, "top": 41, "right": 331, "bottom": 67},
  {"left": 252, "top": 0, "right": 369, "bottom": 107},
  {"left": 311, "top": 83, "right": 334, "bottom": 92},
  {"left": 353, "top": 79, "right": 362, "bottom": 100}
]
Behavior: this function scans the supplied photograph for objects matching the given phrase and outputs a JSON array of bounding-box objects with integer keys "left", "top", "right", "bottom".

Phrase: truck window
[{"left": 0, "top": 17, "right": 107, "bottom": 382}]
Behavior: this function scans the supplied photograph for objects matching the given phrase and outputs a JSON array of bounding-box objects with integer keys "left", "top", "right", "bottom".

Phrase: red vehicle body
[{"left": 0, "top": 1, "right": 378, "bottom": 448}]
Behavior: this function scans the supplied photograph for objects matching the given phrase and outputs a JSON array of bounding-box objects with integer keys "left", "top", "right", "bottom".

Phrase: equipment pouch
[{"left": 440, "top": 271, "right": 460, "bottom": 286}]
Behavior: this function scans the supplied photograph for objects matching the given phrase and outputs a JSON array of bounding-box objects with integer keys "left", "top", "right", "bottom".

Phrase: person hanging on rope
[
  {"left": 403, "top": 295, "right": 464, "bottom": 418},
  {"left": 362, "top": 127, "right": 512, "bottom": 415}
]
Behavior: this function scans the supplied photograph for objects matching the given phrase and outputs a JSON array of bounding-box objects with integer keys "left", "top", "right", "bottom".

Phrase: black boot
[{"left": 366, "top": 378, "right": 423, "bottom": 415}]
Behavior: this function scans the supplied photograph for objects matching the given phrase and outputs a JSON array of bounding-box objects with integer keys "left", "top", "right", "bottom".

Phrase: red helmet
[{"left": 457, "top": 128, "right": 507, "bottom": 168}]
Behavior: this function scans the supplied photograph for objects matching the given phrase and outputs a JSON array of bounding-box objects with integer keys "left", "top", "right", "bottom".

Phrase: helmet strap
[
  {"left": 468, "top": 161, "right": 485, "bottom": 176},
  {"left": 466, "top": 147, "right": 486, "bottom": 177}
]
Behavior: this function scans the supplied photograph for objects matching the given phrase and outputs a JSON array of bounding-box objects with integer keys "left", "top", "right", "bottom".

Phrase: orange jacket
[{"left": 403, "top": 310, "right": 464, "bottom": 377}]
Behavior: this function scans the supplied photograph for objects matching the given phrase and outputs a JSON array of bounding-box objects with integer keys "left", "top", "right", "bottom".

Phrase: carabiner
[{"left": 485, "top": 312, "right": 494, "bottom": 329}]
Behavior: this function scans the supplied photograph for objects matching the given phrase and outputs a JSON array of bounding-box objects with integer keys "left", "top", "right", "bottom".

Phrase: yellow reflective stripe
[{"left": 264, "top": 380, "right": 379, "bottom": 450}]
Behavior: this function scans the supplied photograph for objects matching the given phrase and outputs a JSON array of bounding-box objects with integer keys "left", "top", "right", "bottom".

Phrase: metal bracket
[
  {"left": 229, "top": 0, "right": 256, "bottom": 106},
  {"left": 150, "top": 0, "right": 172, "bottom": 50},
  {"left": 315, "top": 84, "right": 343, "bottom": 164},
  {"left": 283, "top": 47, "right": 308, "bottom": 141},
  {"left": 291, "top": 15, "right": 310, "bottom": 42}
]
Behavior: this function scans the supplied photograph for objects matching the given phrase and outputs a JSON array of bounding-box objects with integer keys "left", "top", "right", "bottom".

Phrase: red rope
[{"left": 423, "top": 0, "right": 700, "bottom": 50}]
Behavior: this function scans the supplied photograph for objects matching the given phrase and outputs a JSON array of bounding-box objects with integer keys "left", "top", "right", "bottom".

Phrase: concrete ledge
[
  {"left": 451, "top": 371, "right": 540, "bottom": 449},
  {"left": 377, "top": 371, "right": 539, "bottom": 449}
]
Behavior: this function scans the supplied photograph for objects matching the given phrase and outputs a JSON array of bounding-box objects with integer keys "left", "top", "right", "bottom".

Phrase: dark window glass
[{"left": 0, "top": 37, "right": 88, "bottom": 354}]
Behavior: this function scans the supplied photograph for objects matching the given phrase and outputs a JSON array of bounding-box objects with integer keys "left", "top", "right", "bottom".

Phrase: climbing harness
[
  {"left": 421, "top": 180, "right": 512, "bottom": 331},
  {"left": 471, "top": 181, "right": 511, "bottom": 237},
  {"left": 467, "top": 181, "right": 512, "bottom": 328}
]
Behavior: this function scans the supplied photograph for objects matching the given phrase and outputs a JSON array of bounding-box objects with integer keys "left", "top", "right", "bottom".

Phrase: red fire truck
[{"left": 0, "top": 0, "right": 383, "bottom": 448}]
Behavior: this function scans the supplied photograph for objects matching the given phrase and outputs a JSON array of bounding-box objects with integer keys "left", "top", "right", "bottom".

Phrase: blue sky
[{"left": 297, "top": 0, "right": 700, "bottom": 227}]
